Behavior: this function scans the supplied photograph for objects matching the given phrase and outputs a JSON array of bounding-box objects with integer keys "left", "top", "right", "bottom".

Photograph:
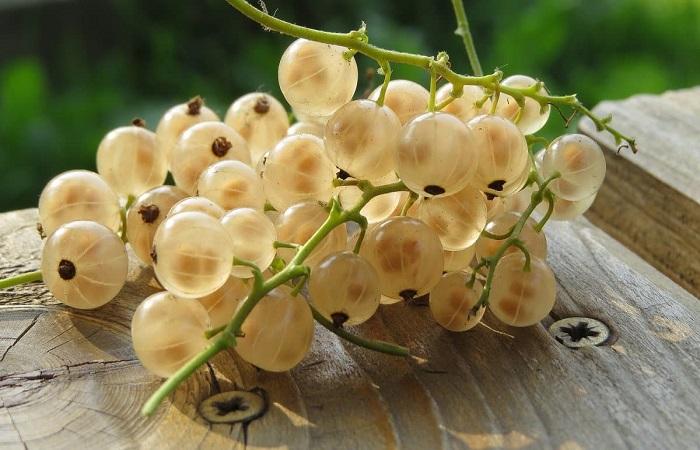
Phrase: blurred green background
[{"left": 1, "top": 0, "right": 698, "bottom": 211}]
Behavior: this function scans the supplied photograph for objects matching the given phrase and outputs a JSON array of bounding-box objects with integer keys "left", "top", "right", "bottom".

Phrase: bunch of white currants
[{"left": 32, "top": 38, "right": 606, "bottom": 378}]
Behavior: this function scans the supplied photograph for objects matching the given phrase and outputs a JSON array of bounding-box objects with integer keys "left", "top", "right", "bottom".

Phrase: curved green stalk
[
  {"left": 0, "top": 270, "right": 42, "bottom": 289},
  {"left": 224, "top": 0, "right": 637, "bottom": 152},
  {"left": 450, "top": 0, "right": 483, "bottom": 76},
  {"left": 142, "top": 180, "right": 409, "bottom": 416}
]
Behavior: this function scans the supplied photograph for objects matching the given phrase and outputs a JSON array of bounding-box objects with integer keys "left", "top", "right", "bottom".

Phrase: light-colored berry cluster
[{"left": 29, "top": 36, "right": 608, "bottom": 382}]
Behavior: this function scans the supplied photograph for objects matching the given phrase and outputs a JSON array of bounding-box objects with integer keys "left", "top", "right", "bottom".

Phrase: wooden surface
[
  {"left": 1, "top": 208, "right": 699, "bottom": 450},
  {"left": 579, "top": 87, "right": 700, "bottom": 297}
]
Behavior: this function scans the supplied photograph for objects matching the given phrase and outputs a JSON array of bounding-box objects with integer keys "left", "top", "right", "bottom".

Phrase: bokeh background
[{"left": 1, "top": 0, "right": 699, "bottom": 211}]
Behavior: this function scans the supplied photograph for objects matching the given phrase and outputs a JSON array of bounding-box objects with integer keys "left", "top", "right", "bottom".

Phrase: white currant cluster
[{"left": 15, "top": 33, "right": 610, "bottom": 383}]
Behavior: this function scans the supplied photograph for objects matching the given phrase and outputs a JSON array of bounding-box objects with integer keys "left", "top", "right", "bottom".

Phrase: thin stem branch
[
  {"left": 450, "top": 0, "right": 483, "bottom": 76},
  {"left": 0, "top": 270, "right": 43, "bottom": 289},
  {"left": 310, "top": 305, "right": 410, "bottom": 357},
  {"left": 376, "top": 61, "right": 392, "bottom": 106}
]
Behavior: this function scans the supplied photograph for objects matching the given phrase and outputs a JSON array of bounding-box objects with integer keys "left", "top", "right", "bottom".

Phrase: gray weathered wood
[
  {"left": 579, "top": 87, "right": 700, "bottom": 297},
  {"left": 1, "top": 208, "right": 699, "bottom": 449}
]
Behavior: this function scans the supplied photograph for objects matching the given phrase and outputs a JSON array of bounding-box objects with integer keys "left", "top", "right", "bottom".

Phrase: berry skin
[
  {"left": 489, "top": 253, "right": 556, "bottom": 327},
  {"left": 234, "top": 286, "right": 314, "bottom": 372},
  {"left": 396, "top": 112, "right": 479, "bottom": 198},
  {"left": 537, "top": 191, "right": 598, "bottom": 221},
  {"left": 278, "top": 39, "right": 358, "bottom": 118},
  {"left": 287, "top": 121, "right": 325, "bottom": 138},
  {"left": 417, "top": 185, "right": 487, "bottom": 251},
  {"left": 41, "top": 221, "right": 128, "bottom": 309},
  {"left": 38, "top": 170, "right": 121, "bottom": 237},
  {"left": 156, "top": 97, "right": 220, "bottom": 166},
  {"left": 96, "top": 122, "right": 167, "bottom": 198},
  {"left": 224, "top": 92, "right": 290, "bottom": 166},
  {"left": 152, "top": 211, "right": 234, "bottom": 298},
  {"left": 360, "top": 216, "right": 444, "bottom": 301},
  {"left": 309, "top": 251, "right": 381, "bottom": 326},
  {"left": 443, "top": 245, "right": 476, "bottom": 272},
  {"left": 197, "top": 276, "right": 250, "bottom": 328},
  {"left": 429, "top": 272, "right": 485, "bottom": 332},
  {"left": 275, "top": 201, "right": 347, "bottom": 269},
  {"left": 324, "top": 99, "right": 401, "bottom": 180},
  {"left": 262, "top": 134, "right": 336, "bottom": 211},
  {"left": 220, "top": 207, "right": 277, "bottom": 278},
  {"left": 494, "top": 75, "right": 551, "bottom": 135},
  {"left": 466, "top": 114, "right": 530, "bottom": 197},
  {"left": 170, "top": 121, "right": 251, "bottom": 195},
  {"left": 541, "top": 134, "right": 606, "bottom": 201},
  {"left": 338, "top": 172, "right": 403, "bottom": 224},
  {"left": 475, "top": 212, "right": 548, "bottom": 261},
  {"left": 436, "top": 83, "right": 490, "bottom": 123},
  {"left": 131, "top": 291, "right": 211, "bottom": 378},
  {"left": 368, "top": 80, "right": 429, "bottom": 125},
  {"left": 197, "top": 160, "right": 266, "bottom": 211},
  {"left": 167, "top": 196, "right": 225, "bottom": 220},
  {"left": 126, "top": 185, "right": 188, "bottom": 265}
]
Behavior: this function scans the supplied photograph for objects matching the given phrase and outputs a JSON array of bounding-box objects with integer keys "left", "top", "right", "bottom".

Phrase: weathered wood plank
[
  {"left": 579, "top": 87, "right": 700, "bottom": 297},
  {"left": 0, "top": 209, "right": 698, "bottom": 449}
]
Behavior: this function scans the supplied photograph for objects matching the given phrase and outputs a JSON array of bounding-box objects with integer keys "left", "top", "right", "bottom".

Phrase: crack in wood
[{"left": 0, "top": 313, "right": 40, "bottom": 362}]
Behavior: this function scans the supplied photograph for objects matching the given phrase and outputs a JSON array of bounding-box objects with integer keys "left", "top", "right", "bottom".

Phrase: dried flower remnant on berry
[
  {"left": 187, "top": 96, "right": 204, "bottom": 115},
  {"left": 58, "top": 259, "right": 76, "bottom": 280},
  {"left": 254, "top": 96, "right": 270, "bottom": 114},
  {"left": 138, "top": 204, "right": 160, "bottom": 223},
  {"left": 211, "top": 137, "right": 233, "bottom": 157}
]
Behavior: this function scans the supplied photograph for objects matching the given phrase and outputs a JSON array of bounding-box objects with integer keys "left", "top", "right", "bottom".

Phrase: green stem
[
  {"left": 352, "top": 225, "right": 367, "bottom": 254},
  {"left": 376, "top": 61, "right": 392, "bottom": 106},
  {"left": 0, "top": 270, "right": 43, "bottom": 289},
  {"left": 310, "top": 305, "right": 410, "bottom": 357},
  {"left": 450, "top": 0, "right": 483, "bottom": 76},
  {"left": 120, "top": 195, "right": 135, "bottom": 243},
  {"left": 142, "top": 179, "right": 409, "bottom": 416}
]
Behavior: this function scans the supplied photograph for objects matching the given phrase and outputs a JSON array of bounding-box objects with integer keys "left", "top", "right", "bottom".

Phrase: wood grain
[
  {"left": 579, "top": 87, "right": 700, "bottom": 297},
  {"left": 0, "top": 209, "right": 699, "bottom": 450}
]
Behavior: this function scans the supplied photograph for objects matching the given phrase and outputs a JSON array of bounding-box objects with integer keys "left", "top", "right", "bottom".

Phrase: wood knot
[
  {"left": 549, "top": 317, "right": 611, "bottom": 348},
  {"left": 199, "top": 388, "right": 268, "bottom": 424}
]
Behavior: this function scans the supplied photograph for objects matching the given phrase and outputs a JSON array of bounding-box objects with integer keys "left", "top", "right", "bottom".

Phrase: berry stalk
[
  {"left": 450, "top": 0, "right": 483, "bottom": 76},
  {"left": 0, "top": 270, "right": 43, "bottom": 289},
  {"left": 224, "top": 0, "right": 636, "bottom": 152}
]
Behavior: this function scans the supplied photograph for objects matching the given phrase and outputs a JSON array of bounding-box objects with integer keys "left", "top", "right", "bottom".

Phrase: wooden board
[
  {"left": 578, "top": 87, "right": 700, "bottom": 297},
  {"left": 1, "top": 208, "right": 699, "bottom": 450}
]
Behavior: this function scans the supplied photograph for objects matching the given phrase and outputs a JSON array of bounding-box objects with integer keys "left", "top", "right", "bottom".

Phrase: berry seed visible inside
[
  {"left": 58, "top": 259, "right": 77, "bottom": 280},
  {"left": 211, "top": 137, "right": 232, "bottom": 157}
]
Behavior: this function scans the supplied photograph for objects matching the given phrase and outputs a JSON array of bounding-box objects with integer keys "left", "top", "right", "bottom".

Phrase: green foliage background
[{"left": 0, "top": 0, "right": 698, "bottom": 211}]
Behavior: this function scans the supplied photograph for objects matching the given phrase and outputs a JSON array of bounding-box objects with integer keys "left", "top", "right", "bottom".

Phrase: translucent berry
[
  {"left": 152, "top": 211, "right": 234, "bottom": 298},
  {"left": 126, "top": 185, "right": 188, "bottom": 265},
  {"left": 538, "top": 191, "right": 597, "bottom": 221},
  {"left": 96, "top": 121, "right": 167, "bottom": 198},
  {"left": 467, "top": 114, "right": 529, "bottom": 197},
  {"left": 262, "top": 134, "right": 336, "bottom": 211},
  {"left": 495, "top": 75, "right": 551, "bottom": 135},
  {"left": 197, "top": 160, "right": 266, "bottom": 211},
  {"left": 429, "top": 272, "right": 484, "bottom": 332},
  {"left": 221, "top": 208, "right": 277, "bottom": 278},
  {"left": 436, "top": 83, "right": 489, "bottom": 123},
  {"left": 275, "top": 201, "right": 347, "bottom": 268},
  {"left": 475, "top": 212, "right": 547, "bottom": 261},
  {"left": 443, "top": 245, "right": 476, "bottom": 272},
  {"left": 41, "top": 221, "right": 127, "bottom": 309},
  {"left": 368, "top": 80, "right": 429, "bottom": 125},
  {"left": 38, "top": 170, "right": 121, "bottom": 236},
  {"left": 324, "top": 99, "right": 401, "bottom": 180},
  {"left": 131, "top": 291, "right": 210, "bottom": 377},
  {"left": 360, "top": 216, "right": 443, "bottom": 300},
  {"left": 167, "top": 196, "right": 225, "bottom": 219},
  {"left": 278, "top": 39, "right": 358, "bottom": 117},
  {"left": 155, "top": 96, "right": 220, "bottom": 166},
  {"left": 417, "top": 185, "right": 487, "bottom": 251},
  {"left": 396, "top": 112, "right": 478, "bottom": 197},
  {"left": 170, "top": 121, "right": 251, "bottom": 195},
  {"left": 224, "top": 92, "right": 290, "bottom": 166},
  {"left": 235, "top": 286, "right": 314, "bottom": 372},
  {"left": 541, "top": 134, "right": 606, "bottom": 201},
  {"left": 489, "top": 253, "right": 556, "bottom": 327},
  {"left": 197, "top": 276, "right": 250, "bottom": 329},
  {"left": 287, "top": 121, "right": 325, "bottom": 138},
  {"left": 309, "top": 251, "right": 381, "bottom": 326}
]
